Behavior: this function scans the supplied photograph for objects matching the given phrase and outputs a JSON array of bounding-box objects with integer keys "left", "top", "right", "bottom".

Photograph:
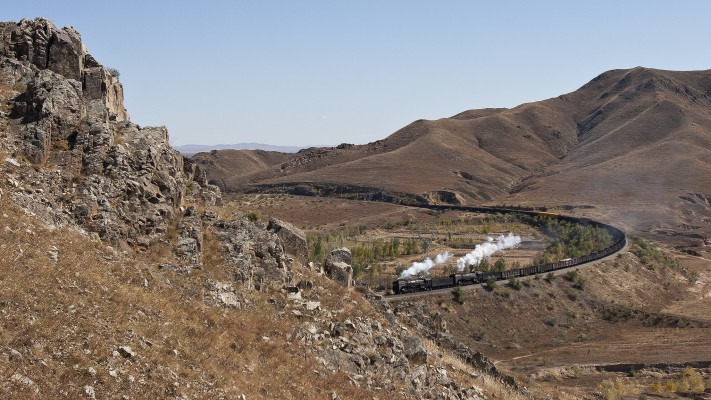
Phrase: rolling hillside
[{"left": 195, "top": 67, "right": 711, "bottom": 254}]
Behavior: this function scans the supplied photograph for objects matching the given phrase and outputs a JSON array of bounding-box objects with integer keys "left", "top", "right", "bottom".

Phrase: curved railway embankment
[{"left": 385, "top": 204, "right": 627, "bottom": 300}]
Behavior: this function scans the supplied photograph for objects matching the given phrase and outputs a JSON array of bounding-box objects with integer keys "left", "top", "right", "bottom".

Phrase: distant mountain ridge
[{"left": 176, "top": 143, "right": 317, "bottom": 155}]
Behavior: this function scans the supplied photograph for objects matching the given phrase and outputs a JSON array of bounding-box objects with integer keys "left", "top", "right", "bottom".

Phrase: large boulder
[
  {"left": 212, "top": 218, "right": 288, "bottom": 291},
  {"left": 401, "top": 334, "right": 428, "bottom": 365},
  {"left": 324, "top": 247, "right": 353, "bottom": 288},
  {"left": 267, "top": 217, "right": 308, "bottom": 262}
]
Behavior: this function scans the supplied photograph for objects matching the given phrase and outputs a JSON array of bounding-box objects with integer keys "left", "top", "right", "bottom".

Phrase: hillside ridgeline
[{"left": 196, "top": 67, "right": 711, "bottom": 255}]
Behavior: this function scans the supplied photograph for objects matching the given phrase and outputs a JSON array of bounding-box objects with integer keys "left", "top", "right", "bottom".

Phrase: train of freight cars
[{"left": 391, "top": 208, "right": 626, "bottom": 295}]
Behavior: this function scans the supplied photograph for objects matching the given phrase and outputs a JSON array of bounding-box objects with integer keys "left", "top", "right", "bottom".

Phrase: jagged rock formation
[
  {"left": 0, "top": 18, "right": 217, "bottom": 251},
  {"left": 324, "top": 247, "right": 354, "bottom": 287},
  {"left": 267, "top": 217, "right": 308, "bottom": 262},
  {"left": 1, "top": 18, "right": 128, "bottom": 163},
  {"left": 213, "top": 218, "right": 290, "bottom": 290}
]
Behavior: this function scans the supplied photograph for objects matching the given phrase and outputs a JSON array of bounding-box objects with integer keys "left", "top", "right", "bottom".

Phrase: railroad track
[{"left": 384, "top": 203, "right": 627, "bottom": 300}]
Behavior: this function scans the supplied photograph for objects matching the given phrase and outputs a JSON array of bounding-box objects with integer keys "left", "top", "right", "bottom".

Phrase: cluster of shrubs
[
  {"left": 531, "top": 218, "right": 613, "bottom": 263},
  {"left": 309, "top": 232, "right": 432, "bottom": 279},
  {"left": 649, "top": 367, "right": 707, "bottom": 394},
  {"left": 563, "top": 270, "right": 586, "bottom": 290},
  {"left": 597, "top": 367, "right": 709, "bottom": 400},
  {"left": 106, "top": 67, "right": 120, "bottom": 78},
  {"left": 597, "top": 378, "right": 638, "bottom": 400},
  {"left": 630, "top": 236, "right": 678, "bottom": 270}
]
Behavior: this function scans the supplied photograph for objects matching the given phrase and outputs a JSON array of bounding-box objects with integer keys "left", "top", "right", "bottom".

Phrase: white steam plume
[
  {"left": 399, "top": 251, "right": 452, "bottom": 279},
  {"left": 456, "top": 233, "right": 521, "bottom": 272}
]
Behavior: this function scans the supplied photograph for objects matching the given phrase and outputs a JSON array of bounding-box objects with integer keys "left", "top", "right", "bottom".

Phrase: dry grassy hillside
[
  {"left": 191, "top": 149, "right": 292, "bottom": 190},
  {"left": 198, "top": 67, "right": 711, "bottom": 255},
  {"left": 393, "top": 238, "right": 711, "bottom": 399},
  {"left": 511, "top": 68, "right": 711, "bottom": 255}
]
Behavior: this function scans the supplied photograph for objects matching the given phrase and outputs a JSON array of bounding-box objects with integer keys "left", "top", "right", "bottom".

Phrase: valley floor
[{"left": 228, "top": 194, "right": 711, "bottom": 399}]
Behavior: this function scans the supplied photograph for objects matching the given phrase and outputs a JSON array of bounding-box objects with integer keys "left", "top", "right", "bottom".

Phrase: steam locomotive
[
  {"left": 387, "top": 205, "right": 626, "bottom": 295},
  {"left": 392, "top": 241, "right": 625, "bottom": 295}
]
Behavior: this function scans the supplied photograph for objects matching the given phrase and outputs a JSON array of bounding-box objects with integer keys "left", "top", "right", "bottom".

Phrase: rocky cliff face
[{"left": 0, "top": 18, "right": 217, "bottom": 253}]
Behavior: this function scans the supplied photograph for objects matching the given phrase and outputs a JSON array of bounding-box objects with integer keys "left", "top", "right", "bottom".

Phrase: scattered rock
[
  {"left": 267, "top": 217, "right": 308, "bottom": 262},
  {"left": 287, "top": 289, "right": 302, "bottom": 301},
  {"left": 305, "top": 301, "right": 321, "bottom": 311},
  {"left": 48, "top": 246, "right": 58, "bottom": 262},
  {"left": 4, "top": 157, "right": 20, "bottom": 167},
  {"left": 296, "top": 280, "right": 313, "bottom": 290},
  {"left": 117, "top": 346, "right": 135, "bottom": 358},
  {"left": 5, "top": 348, "right": 22, "bottom": 361},
  {"left": 324, "top": 248, "right": 353, "bottom": 287},
  {"left": 175, "top": 206, "right": 204, "bottom": 267},
  {"left": 219, "top": 291, "right": 240, "bottom": 307},
  {"left": 206, "top": 281, "right": 241, "bottom": 308},
  {"left": 401, "top": 335, "right": 427, "bottom": 365},
  {"left": 10, "top": 373, "right": 39, "bottom": 393},
  {"left": 212, "top": 219, "right": 288, "bottom": 290},
  {"left": 84, "top": 385, "right": 96, "bottom": 399}
]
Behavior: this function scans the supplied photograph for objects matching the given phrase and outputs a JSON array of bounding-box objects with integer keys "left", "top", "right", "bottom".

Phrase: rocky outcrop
[
  {"left": 175, "top": 206, "right": 203, "bottom": 267},
  {"left": 401, "top": 334, "right": 428, "bottom": 364},
  {"left": 324, "top": 247, "right": 353, "bottom": 287},
  {"left": 391, "top": 300, "right": 521, "bottom": 391},
  {"left": 0, "top": 18, "right": 127, "bottom": 121},
  {"left": 212, "top": 218, "right": 289, "bottom": 290},
  {"left": 267, "top": 217, "right": 308, "bottom": 262},
  {"left": 285, "top": 297, "right": 485, "bottom": 399},
  {"left": 0, "top": 18, "right": 218, "bottom": 252},
  {"left": 2, "top": 18, "right": 128, "bottom": 165}
]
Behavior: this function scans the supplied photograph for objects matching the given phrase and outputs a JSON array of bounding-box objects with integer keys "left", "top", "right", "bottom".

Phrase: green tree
[
  {"left": 485, "top": 276, "right": 497, "bottom": 291},
  {"left": 508, "top": 277, "right": 522, "bottom": 290},
  {"left": 421, "top": 238, "right": 431, "bottom": 253},
  {"left": 477, "top": 258, "right": 490, "bottom": 272},
  {"left": 452, "top": 286, "right": 466, "bottom": 304},
  {"left": 494, "top": 257, "right": 506, "bottom": 271}
]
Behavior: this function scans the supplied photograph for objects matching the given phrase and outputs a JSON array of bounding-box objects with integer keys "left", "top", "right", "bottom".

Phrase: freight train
[{"left": 391, "top": 207, "right": 626, "bottom": 295}]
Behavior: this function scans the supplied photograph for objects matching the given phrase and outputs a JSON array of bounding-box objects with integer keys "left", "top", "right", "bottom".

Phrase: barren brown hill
[
  {"left": 199, "top": 67, "right": 711, "bottom": 254},
  {"left": 192, "top": 149, "right": 292, "bottom": 190}
]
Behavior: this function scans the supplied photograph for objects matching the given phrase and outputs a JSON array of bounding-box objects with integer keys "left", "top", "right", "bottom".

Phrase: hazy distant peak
[{"left": 175, "top": 143, "right": 309, "bottom": 156}]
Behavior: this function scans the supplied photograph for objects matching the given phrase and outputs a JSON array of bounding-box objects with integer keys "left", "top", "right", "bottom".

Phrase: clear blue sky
[{"left": 6, "top": 1, "right": 711, "bottom": 146}]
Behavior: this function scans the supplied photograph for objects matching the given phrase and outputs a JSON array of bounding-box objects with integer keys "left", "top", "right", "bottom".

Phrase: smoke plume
[
  {"left": 399, "top": 251, "right": 453, "bottom": 279},
  {"left": 456, "top": 233, "right": 521, "bottom": 271}
]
